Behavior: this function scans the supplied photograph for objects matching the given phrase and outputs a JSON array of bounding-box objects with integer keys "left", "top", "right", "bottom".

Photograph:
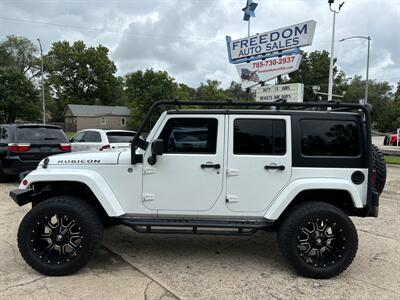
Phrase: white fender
[
  {"left": 20, "top": 169, "right": 125, "bottom": 217},
  {"left": 264, "top": 178, "right": 364, "bottom": 221}
]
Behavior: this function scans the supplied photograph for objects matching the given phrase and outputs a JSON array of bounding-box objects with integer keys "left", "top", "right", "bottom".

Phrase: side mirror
[
  {"left": 148, "top": 139, "right": 163, "bottom": 165},
  {"left": 152, "top": 139, "right": 164, "bottom": 156}
]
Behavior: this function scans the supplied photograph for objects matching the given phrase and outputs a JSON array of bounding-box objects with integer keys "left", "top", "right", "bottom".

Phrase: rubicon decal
[{"left": 57, "top": 159, "right": 101, "bottom": 164}]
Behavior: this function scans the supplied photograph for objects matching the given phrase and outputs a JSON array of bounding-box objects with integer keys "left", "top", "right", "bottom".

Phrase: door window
[
  {"left": 71, "top": 132, "right": 86, "bottom": 142},
  {"left": 233, "top": 119, "right": 286, "bottom": 155},
  {"left": 158, "top": 118, "right": 218, "bottom": 154},
  {"left": 84, "top": 131, "right": 102, "bottom": 143}
]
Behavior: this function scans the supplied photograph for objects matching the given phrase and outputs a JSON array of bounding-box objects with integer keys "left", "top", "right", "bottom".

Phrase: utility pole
[
  {"left": 327, "top": 0, "right": 345, "bottom": 101},
  {"left": 339, "top": 35, "right": 371, "bottom": 104},
  {"left": 37, "top": 38, "right": 46, "bottom": 124}
]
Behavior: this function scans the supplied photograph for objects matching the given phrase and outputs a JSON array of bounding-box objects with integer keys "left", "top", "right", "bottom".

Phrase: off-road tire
[
  {"left": 18, "top": 196, "right": 103, "bottom": 276},
  {"left": 278, "top": 202, "right": 358, "bottom": 279},
  {"left": 371, "top": 144, "right": 386, "bottom": 194}
]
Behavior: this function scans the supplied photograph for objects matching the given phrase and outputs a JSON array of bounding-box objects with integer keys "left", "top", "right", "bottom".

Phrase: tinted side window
[
  {"left": 84, "top": 131, "right": 101, "bottom": 143},
  {"left": 234, "top": 119, "right": 286, "bottom": 155},
  {"left": 301, "top": 120, "right": 360, "bottom": 156},
  {"left": 158, "top": 118, "right": 218, "bottom": 154}
]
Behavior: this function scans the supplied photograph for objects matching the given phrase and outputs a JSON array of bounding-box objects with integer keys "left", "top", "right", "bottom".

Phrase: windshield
[
  {"left": 16, "top": 127, "right": 68, "bottom": 143},
  {"left": 106, "top": 131, "right": 135, "bottom": 143}
]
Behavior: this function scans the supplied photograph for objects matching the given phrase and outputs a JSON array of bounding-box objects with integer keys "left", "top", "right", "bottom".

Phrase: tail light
[
  {"left": 59, "top": 143, "right": 71, "bottom": 152},
  {"left": 100, "top": 144, "right": 110, "bottom": 151},
  {"left": 8, "top": 143, "right": 30, "bottom": 152}
]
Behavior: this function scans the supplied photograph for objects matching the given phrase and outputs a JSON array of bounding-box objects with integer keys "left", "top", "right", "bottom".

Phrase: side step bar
[{"left": 118, "top": 218, "right": 275, "bottom": 236}]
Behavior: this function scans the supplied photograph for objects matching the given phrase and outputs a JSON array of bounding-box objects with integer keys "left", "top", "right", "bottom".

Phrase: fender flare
[
  {"left": 21, "top": 169, "right": 125, "bottom": 217},
  {"left": 264, "top": 178, "right": 364, "bottom": 221}
]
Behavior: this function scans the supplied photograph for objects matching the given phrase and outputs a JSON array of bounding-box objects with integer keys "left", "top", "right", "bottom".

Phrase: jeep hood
[{"left": 43, "top": 151, "right": 121, "bottom": 166}]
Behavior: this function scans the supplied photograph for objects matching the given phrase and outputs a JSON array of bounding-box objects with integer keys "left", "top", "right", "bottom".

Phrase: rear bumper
[
  {"left": 2, "top": 157, "right": 39, "bottom": 175},
  {"left": 369, "top": 190, "right": 380, "bottom": 217}
]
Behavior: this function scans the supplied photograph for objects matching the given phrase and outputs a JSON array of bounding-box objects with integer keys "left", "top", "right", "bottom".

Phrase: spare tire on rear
[{"left": 371, "top": 144, "right": 386, "bottom": 194}]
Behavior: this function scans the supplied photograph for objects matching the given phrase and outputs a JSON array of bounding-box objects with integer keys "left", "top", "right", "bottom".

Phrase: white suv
[
  {"left": 10, "top": 100, "right": 386, "bottom": 279},
  {"left": 69, "top": 129, "right": 135, "bottom": 152}
]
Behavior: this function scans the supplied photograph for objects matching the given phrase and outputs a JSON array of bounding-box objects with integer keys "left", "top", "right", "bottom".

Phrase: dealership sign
[
  {"left": 236, "top": 53, "right": 302, "bottom": 89},
  {"left": 227, "top": 20, "right": 316, "bottom": 62},
  {"left": 256, "top": 83, "right": 304, "bottom": 102}
]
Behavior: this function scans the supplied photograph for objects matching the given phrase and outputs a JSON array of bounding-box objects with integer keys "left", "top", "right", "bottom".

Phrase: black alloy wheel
[
  {"left": 278, "top": 201, "right": 358, "bottom": 279},
  {"left": 18, "top": 196, "right": 103, "bottom": 276}
]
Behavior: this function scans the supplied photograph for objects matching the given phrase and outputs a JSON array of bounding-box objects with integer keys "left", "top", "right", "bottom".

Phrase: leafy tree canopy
[
  {"left": 0, "top": 69, "right": 40, "bottom": 122},
  {"left": 0, "top": 35, "right": 40, "bottom": 79},
  {"left": 45, "top": 40, "right": 126, "bottom": 121}
]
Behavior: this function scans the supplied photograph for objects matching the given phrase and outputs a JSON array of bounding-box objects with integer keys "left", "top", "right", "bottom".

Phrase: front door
[
  {"left": 142, "top": 115, "right": 225, "bottom": 212},
  {"left": 226, "top": 115, "right": 292, "bottom": 212}
]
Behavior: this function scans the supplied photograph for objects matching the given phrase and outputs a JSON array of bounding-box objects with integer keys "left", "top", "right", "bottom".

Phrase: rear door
[
  {"left": 226, "top": 115, "right": 292, "bottom": 212},
  {"left": 70, "top": 131, "right": 87, "bottom": 152},
  {"left": 106, "top": 131, "right": 135, "bottom": 151},
  {"left": 15, "top": 126, "right": 70, "bottom": 161}
]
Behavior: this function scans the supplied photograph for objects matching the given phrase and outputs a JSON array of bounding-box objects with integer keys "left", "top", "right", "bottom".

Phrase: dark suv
[{"left": 0, "top": 124, "right": 70, "bottom": 181}]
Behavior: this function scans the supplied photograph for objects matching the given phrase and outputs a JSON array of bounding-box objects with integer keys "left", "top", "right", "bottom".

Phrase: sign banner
[
  {"left": 236, "top": 54, "right": 302, "bottom": 89},
  {"left": 228, "top": 20, "right": 316, "bottom": 60},
  {"left": 256, "top": 83, "right": 304, "bottom": 102}
]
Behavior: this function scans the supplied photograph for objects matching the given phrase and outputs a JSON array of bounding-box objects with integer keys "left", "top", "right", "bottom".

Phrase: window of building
[
  {"left": 301, "top": 119, "right": 360, "bottom": 156},
  {"left": 158, "top": 118, "right": 218, "bottom": 154},
  {"left": 100, "top": 116, "right": 106, "bottom": 125},
  {"left": 233, "top": 119, "right": 286, "bottom": 155},
  {"left": 121, "top": 117, "right": 126, "bottom": 127}
]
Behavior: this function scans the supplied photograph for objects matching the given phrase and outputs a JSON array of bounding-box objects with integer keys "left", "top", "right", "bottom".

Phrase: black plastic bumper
[{"left": 9, "top": 189, "right": 36, "bottom": 206}]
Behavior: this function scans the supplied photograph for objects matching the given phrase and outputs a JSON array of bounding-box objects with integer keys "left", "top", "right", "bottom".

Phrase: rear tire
[
  {"left": 371, "top": 144, "right": 386, "bottom": 194},
  {"left": 278, "top": 202, "right": 358, "bottom": 279},
  {"left": 18, "top": 196, "right": 103, "bottom": 276}
]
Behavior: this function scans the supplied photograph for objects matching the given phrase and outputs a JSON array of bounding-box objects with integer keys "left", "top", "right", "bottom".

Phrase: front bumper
[{"left": 10, "top": 188, "right": 37, "bottom": 206}]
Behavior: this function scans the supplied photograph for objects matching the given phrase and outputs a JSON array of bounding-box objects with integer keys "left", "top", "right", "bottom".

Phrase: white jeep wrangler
[{"left": 10, "top": 100, "right": 386, "bottom": 279}]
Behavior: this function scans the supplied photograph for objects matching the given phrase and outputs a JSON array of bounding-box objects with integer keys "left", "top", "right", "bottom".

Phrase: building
[{"left": 64, "top": 104, "right": 130, "bottom": 132}]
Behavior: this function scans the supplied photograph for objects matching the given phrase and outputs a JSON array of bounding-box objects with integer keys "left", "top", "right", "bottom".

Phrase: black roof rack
[{"left": 131, "top": 99, "right": 372, "bottom": 163}]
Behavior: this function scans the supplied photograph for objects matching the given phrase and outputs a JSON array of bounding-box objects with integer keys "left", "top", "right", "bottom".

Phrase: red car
[{"left": 383, "top": 131, "right": 399, "bottom": 146}]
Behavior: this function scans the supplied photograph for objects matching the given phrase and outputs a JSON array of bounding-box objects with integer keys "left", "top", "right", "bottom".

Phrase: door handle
[
  {"left": 201, "top": 163, "right": 221, "bottom": 169},
  {"left": 264, "top": 165, "right": 285, "bottom": 171}
]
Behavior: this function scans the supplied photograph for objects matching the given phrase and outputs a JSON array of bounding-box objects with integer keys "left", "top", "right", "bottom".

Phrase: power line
[{"left": 0, "top": 16, "right": 219, "bottom": 41}]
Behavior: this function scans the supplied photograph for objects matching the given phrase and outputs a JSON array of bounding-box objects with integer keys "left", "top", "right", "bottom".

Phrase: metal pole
[
  {"left": 365, "top": 36, "right": 371, "bottom": 104},
  {"left": 248, "top": 19, "right": 250, "bottom": 37},
  {"left": 328, "top": 11, "right": 336, "bottom": 101},
  {"left": 37, "top": 38, "right": 46, "bottom": 124}
]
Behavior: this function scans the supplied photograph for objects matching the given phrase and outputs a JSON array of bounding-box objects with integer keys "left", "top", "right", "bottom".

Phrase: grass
[
  {"left": 385, "top": 156, "right": 400, "bottom": 165},
  {"left": 65, "top": 132, "right": 76, "bottom": 139}
]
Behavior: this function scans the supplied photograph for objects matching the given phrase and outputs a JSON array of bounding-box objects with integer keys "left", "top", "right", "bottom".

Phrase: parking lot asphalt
[{"left": 0, "top": 166, "right": 399, "bottom": 300}]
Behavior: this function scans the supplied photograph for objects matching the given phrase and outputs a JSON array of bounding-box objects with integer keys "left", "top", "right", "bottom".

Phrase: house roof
[{"left": 65, "top": 104, "right": 130, "bottom": 117}]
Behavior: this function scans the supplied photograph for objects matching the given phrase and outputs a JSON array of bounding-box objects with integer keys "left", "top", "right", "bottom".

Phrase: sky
[{"left": 0, "top": 0, "right": 399, "bottom": 88}]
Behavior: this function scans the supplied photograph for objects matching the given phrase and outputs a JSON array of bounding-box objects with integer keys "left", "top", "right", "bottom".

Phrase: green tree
[
  {"left": 345, "top": 76, "right": 396, "bottom": 131},
  {"left": 125, "top": 69, "right": 178, "bottom": 128},
  {"left": 195, "top": 80, "right": 226, "bottom": 101},
  {"left": 45, "top": 40, "right": 125, "bottom": 121},
  {"left": 0, "top": 35, "right": 40, "bottom": 79},
  {"left": 225, "top": 81, "right": 253, "bottom": 101},
  {"left": 0, "top": 69, "right": 40, "bottom": 122},
  {"left": 286, "top": 50, "right": 346, "bottom": 101}
]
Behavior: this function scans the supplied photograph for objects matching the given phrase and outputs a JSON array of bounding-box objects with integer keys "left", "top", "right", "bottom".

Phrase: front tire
[
  {"left": 18, "top": 196, "right": 103, "bottom": 276},
  {"left": 278, "top": 202, "right": 358, "bottom": 279}
]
